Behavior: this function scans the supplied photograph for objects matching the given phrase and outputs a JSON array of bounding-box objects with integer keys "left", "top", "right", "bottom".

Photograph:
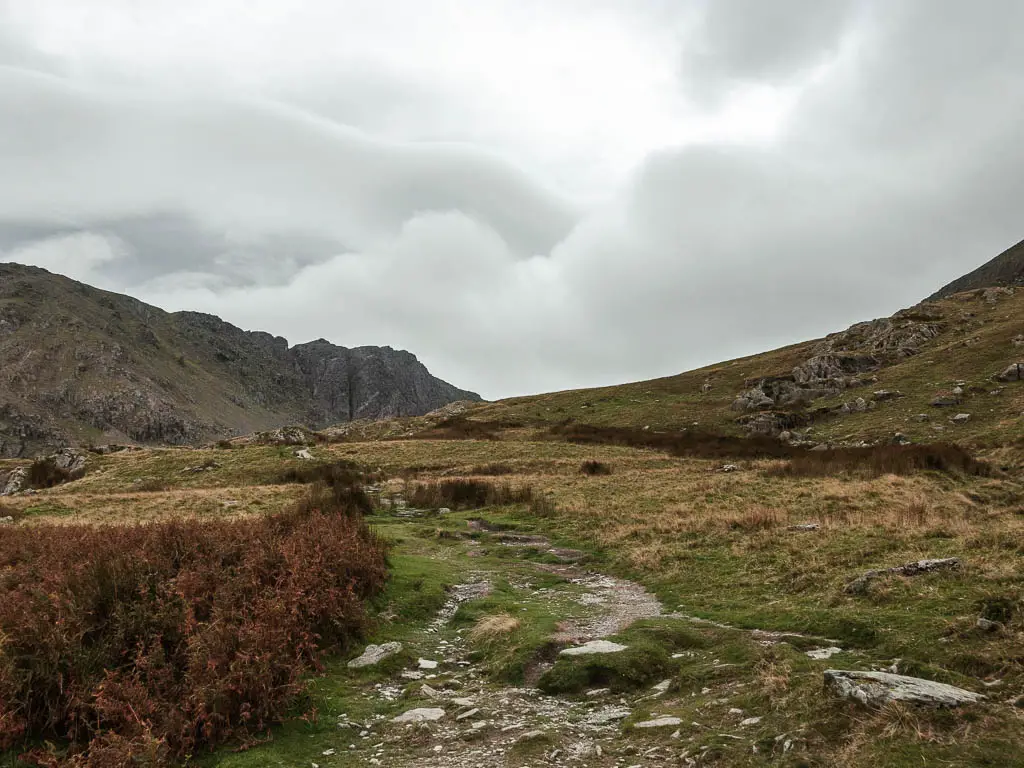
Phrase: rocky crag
[{"left": 0, "top": 263, "right": 479, "bottom": 456}]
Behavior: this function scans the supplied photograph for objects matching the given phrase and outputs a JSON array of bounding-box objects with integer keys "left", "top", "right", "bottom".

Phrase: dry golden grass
[{"left": 470, "top": 613, "right": 522, "bottom": 642}]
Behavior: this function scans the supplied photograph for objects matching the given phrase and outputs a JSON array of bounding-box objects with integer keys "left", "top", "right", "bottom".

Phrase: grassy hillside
[{"left": 470, "top": 287, "right": 1024, "bottom": 449}]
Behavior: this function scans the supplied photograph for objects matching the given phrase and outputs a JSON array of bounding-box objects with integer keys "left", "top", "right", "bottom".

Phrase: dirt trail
[{"left": 358, "top": 535, "right": 674, "bottom": 768}]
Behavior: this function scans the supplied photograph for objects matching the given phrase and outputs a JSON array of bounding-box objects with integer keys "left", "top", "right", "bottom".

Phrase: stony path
[{"left": 350, "top": 535, "right": 679, "bottom": 768}]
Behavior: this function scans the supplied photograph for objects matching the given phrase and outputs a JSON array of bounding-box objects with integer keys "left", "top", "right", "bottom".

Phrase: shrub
[
  {"left": 214, "top": 439, "right": 234, "bottom": 450},
  {"left": 410, "top": 417, "right": 523, "bottom": 441},
  {"left": 0, "top": 484, "right": 388, "bottom": 766},
  {"left": 579, "top": 460, "right": 612, "bottom": 476},
  {"left": 549, "top": 423, "right": 794, "bottom": 459},
  {"left": 468, "top": 462, "right": 516, "bottom": 476},
  {"left": 276, "top": 459, "right": 375, "bottom": 488},
  {"left": 26, "top": 458, "right": 72, "bottom": 490},
  {"left": 764, "top": 443, "right": 988, "bottom": 478},
  {"left": 406, "top": 479, "right": 534, "bottom": 510}
]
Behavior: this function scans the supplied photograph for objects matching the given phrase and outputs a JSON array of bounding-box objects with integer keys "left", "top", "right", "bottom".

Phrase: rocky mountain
[
  {"left": 929, "top": 237, "right": 1024, "bottom": 298},
  {"left": 0, "top": 263, "right": 479, "bottom": 456}
]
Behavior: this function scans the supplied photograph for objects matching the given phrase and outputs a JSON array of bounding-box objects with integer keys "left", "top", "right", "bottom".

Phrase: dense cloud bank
[{"left": 2, "top": 0, "right": 1022, "bottom": 397}]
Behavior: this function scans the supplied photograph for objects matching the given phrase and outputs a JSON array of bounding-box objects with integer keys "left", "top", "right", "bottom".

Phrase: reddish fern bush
[{"left": 0, "top": 494, "right": 388, "bottom": 766}]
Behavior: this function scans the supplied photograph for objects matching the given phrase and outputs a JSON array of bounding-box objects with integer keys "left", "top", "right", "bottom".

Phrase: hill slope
[
  {"left": 929, "top": 237, "right": 1024, "bottom": 299},
  {"left": 0, "top": 263, "right": 479, "bottom": 456},
  {"left": 473, "top": 285, "right": 1024, "bottom": 449}
]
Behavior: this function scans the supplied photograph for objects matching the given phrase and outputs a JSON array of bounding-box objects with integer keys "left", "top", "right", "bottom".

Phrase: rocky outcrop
[
  {"left": 734, "top": 303, "right": 947, "bottom": 432},
  {"left": 824, "top": 670, "right": 983, "bottom": 707},
  {"left": 0, "top": 263, "right": 480, "bottom": 454}
]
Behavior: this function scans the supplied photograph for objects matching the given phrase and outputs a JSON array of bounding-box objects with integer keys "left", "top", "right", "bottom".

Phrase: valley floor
[{"left": 2, "top": 436, "right": 1023, "bottom": 767}]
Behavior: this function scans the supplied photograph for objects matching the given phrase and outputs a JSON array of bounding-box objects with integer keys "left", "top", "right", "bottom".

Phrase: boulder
[
  {"left": 560, "top": 640, "right": 628, "bottom": 656},
  {"left": 930, "top": 394, "right": 960, "bottom": 407},
  {"left": 996, "top": 363, "right": 1023, "bottom": 382},
  {"left": 824, "top": 670, "right": 983, "bottom": 707},
  {"left": 845, "top": 558, "right": 960, "bottom": 595},
  {"left": 294, "top": 448, "right": 314, "bottom": 460},
  {"left": 391, "top": 707, "right": 445, "bottom": 724},
  {"left": 950, "top": 413, "right": 971, "bottom": 424},
  {"left": 347, "top": 641, "right": 403, "bottom": 669},
  {"left": 1, "top": 468, "right": 27, "bottom": 496},
  {"left": 51, "top": 448, "right": 87, "bottom": 476}
]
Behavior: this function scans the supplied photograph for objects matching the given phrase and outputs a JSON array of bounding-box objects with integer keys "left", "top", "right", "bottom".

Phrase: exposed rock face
[
  {"left": 824, "top": 670, "right": 983, "bottom": 707},
  {"left": 0, "top": 264, "right": 480, "bottom": 455},
  {"left": 734, "top": 303, "right": 947, "bottom": 433}
]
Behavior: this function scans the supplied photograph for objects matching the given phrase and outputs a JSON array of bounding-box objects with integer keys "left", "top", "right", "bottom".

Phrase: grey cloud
[{"left": 1, "top": 1, "right": 1022, "bottom": 399}]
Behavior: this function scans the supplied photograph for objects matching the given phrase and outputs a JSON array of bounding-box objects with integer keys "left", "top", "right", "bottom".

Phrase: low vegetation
[
  {"left": 549, "top": 422, "right": 796, "bottom": 459},
  {"left": 0, "top": 482, "right": 387, "bottom": 766},
  {"left": 764, "top": 443, "right": 990, "bottom": 478}
]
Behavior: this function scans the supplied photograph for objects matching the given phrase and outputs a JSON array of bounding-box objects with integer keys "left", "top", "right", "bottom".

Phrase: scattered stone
[
  {"left": 438, "top": 507, "right": 452, "bottom": 514},
  {"left": 455, "top": 708, "right": 480, "bottom": 721},
  {"left": 0, "top": 516, "right": 14, "bottom": 525},
  {"left": 824, "top": 670, "right": 983, "bottom": 707},
  {"left": 950, "top": 413, "right": 971, "bottom": 424},
  {"left": 391, "top": 708, "right": 445, "bottom": 724},
  {"left": 294, "top": 448, "right": 314, "bottom": 460},
  {"left": 1, "top": 468, "right": 27, "bottom": 496},
  {"left": 930, "top": 395, "right": 960, "bottom": 407},
  {"left": 451, "top": 697, "right": 475, "bottom": 707},
  {"left": 721, "top": 464, "right": 740, "bottom": 473},
  {"left": 517, "top": 730, "right": 548, "bottom": 743},
  {"left": 872, "top": 389, "right": 902, "bottom": 401},
  {"left": 560, "top": 640, "right": 628, "bottom": 656},
  {"left": 419, "top": 684, "right": 441, "bottom": 700},
  {"left": 844, "top": 558, "right": 960, "bottom": 595},
  {"left": 348, "top": 642, "right": 403, "bottom": 669},
  {"left": 585, "top": 688, "right": 611, "bottom": 698},
  {"left": 913, "top": 413, "right": 930, "bottom": 422},
  {"left": 739, "top": 716, "right": 762, "bottom": 727},
  {"left": 976, "top": 617, "right": 1002, "bottom": 632},
  {"left": 586, "top": 707, "right": 633, "bottom": 725},
  {"left": 806, "top": 647, "right": 844, "bottom": 660},
  {"left": 650, "top": 679, "right": 673, "bottom": 695},
  {"left": 635, "top": 716, "right": 683, "bottom": 729},
  {"left": 788, "top": 523, "right": 819, "bottom": 532},
  {"left": 418, "top": 658, "right": 439, "bottom": 670}
]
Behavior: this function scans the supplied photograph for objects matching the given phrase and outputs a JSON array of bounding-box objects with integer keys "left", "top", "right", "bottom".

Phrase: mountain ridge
[
  {"left": 0, "top": 262, "right": 479, "bottom": 456},
  {"left": 928, "top": 237, "right": 1024, "bottom": 299}
]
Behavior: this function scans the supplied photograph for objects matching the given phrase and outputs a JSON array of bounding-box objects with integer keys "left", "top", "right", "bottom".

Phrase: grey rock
[
  {"left": 806, "top": 647, "right": 843, "bottom": 660},
  {"left": 455, "top": 708, "right": 480, "bottom": 721},
  {"left": 347, "top": 642, "right": 403, "bottom": 669},
  {"left": 976, "top": 617, "right": 1001, "bottom": 632},
  {"left": 294, "top": 448, "right": 314, "bottom": 460},
  {"left": 996, "top": 363, "right": 1023, "bottom": 382},
  {"left": 391, "top": 708, "right": 446, "bottom": 724},
  {"left": 824, "top": 669, "right": 983, "bottom": 707},
  {"left": 931, "top": 395, "right": 960, "bottom": 407},
  {"left": 560, "top": 640, "right": 628, "bottom": 656},
  {"left": 845, "top": 558, "right": 960, "bottom": 595},
  {"left": 634, "top": 716, "right": 682, "bottom": 729},
  {"left": 788, "top": 523, "right": 820, "bottom": 532},
  {"left": 950, "top": 413, "right": 971, "bottom": 424},
  {"left": 1, "top": 467, "right": 27, "bottom": 496}
]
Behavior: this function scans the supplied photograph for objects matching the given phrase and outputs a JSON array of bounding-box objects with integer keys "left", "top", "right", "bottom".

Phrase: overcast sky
[{"left": 2, "top": 1, "right": 1022, "bottom": 398}]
